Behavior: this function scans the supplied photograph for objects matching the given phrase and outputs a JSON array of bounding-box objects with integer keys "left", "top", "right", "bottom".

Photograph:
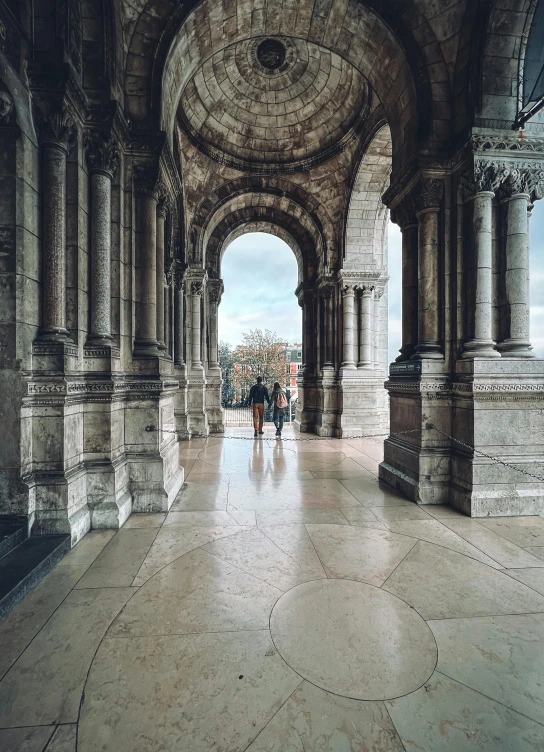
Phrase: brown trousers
[{"left": 252, "top": 403, "right": 264, "bottom": 432}]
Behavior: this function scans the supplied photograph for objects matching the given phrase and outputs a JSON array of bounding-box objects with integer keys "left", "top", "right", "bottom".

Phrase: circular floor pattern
[{"left": 270, "top": 578, "right": 437, "bottom": 701}]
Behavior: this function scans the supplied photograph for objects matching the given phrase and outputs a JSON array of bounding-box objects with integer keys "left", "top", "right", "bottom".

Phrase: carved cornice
[
  {"left": 471, "top": 133, "right": 544, "bottom": 154},
  {"left": 84, "top": 130, "right": 120, "bottom": 176}
]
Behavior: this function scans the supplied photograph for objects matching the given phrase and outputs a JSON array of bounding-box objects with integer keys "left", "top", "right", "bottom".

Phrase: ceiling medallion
[{"left": 256, "top": 38, "right": 286, "bottom": 71}]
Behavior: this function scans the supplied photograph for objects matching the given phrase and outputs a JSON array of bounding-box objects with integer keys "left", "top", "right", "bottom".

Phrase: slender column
[
  {"left": 391, "top": 197, "right": 418, "bottom": 361},
  {"left": 207, "top": 280, "right": 224, "bottom": 370},
  {"left": 172, "top": 262, "right": 185, "bottom": 367},
  {"left": 36, "top": 103, "right": 76, "bottom": 342},
  {"left": 341, "top": 283, "right": 357, "bottom": 369},
  {"left": 412, "top": 178, "right": 444, "bottom": 360},
  {"left": 298, "top": 286, "right": 317, "bottom": 376},
  {"left": 320, "top": 284, "right": 335, "bottom": 370},
  {"left": 186, "top": 272, "right": 206, "bottom": 370},
  {"left": 84, "top": 131, "right": 119, "bottom": 347},
  {"left": 133, "top": 163, "right": 160, "bottom": 355},
  {"left": 498, "top": 167, "right": 537, "bottom": 357},
  {"left": 156, "top": 199, "right": 167, "bottom": 351},
  {"left": 358, "top": 286, "right": 373, "bottom": 368},
  {"left": 461, "top": 188, "right": 500, "bottom": 357}
]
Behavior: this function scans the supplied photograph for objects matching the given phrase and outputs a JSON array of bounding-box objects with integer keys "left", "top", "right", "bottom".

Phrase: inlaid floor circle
[{"left": 270, "top": 578, "right": 437, "bottom": 701}]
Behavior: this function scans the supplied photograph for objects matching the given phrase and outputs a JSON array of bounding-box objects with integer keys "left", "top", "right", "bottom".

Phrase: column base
[
  {"left": 395, "top": 345, "right": 416, "bottom": 362},
  {"left": 36, "top": 328, "right": 73, "bottom": 344},
  {"left": 133, "top": 339, "right": 161, "bottom": 357},
  {"left": 411, "top": 343, "right": 443, "bottom": 360},
  {"left": 497, "top": 339, "right": 534, "bottom": 358},
  {"left": 461, "top": 339, "right": 500, "bottom": 358}
]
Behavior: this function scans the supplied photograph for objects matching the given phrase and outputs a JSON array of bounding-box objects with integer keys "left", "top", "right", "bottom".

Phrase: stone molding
[{"left": 84, "top": 130, "right": 120, "bottom": 176}]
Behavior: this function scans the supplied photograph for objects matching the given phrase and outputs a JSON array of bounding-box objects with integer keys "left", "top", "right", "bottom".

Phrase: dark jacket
[
  {"left": 248, "top": 383, "right": 270, "bottom": 405},
  {"left": 270, "top": 387, "right": 287, "bottom": 417}
]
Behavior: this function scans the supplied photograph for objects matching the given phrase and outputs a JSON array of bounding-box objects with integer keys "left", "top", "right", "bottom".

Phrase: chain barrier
[{"left": 146, "top": 423, "right": 544, "bottom": 484}]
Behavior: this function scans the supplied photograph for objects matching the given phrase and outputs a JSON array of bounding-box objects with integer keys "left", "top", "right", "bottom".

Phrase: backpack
[{"left": 276, "top": 391, "right": 288, "bottom": 409}]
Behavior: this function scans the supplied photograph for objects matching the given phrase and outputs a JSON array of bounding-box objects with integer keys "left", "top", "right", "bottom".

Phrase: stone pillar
[
  {"left": 320, "top": 284, "right": 335, "bottom": 370},
  {"left": 156, "top": 199, "right": 167, "bottom": 351},
  {"left": 187, "top": 272, "right": 206, "bottom": 371},
  {"left": 84, "top": 131, "right": 119, "bottom": 347},
  {"left": 133, "top": 163, "right": 160, "bottom": 356},
  {"left": 299, "top": 286, "right": 316, "bottom": 377},
  {"left": 172, "top": 262, "right": 185, "bottom": 367},
  {"left": 36, "top": 104, "right": 76, "bottom": 342},
  {"left": 341, "top": 283, "right": 357, "bottom": 369},
  {"left": 498, "top": 167, "right": 538, "bottom": 357},
  {"left": 391, "top": 197, "right": 418, "bottom": 361},
  {"left": 207, "top": 280, "right": 224, "bottom": 370},
  {"left": 412, "top": 178, "right": 444, "bottom": 359},
  {"left": 358, "top": 286, "right": 373, "bottom": 368}
]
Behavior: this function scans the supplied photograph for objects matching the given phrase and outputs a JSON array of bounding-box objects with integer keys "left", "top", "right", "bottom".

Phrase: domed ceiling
[{"left": 177, "top": 35, "right": 370, "bottom": 173}]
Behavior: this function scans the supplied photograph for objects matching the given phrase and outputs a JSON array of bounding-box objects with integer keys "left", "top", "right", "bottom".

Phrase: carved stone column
[
  {"left": 133, "top": 163, "right": 160, "bottom": 356},
  {"left": 358, "top": 286, "right": 374, "bottom": 368},
  {"left": 84, "top": 131, "right": 119, "bottom": 347},
  {"left": 497, "top": 166, "right": 542, "bottom": 357},
  {"left": 172, "top": 262, "right": 185, "bottom": 367},
  {"left": 412, "top": 178, "right": 444, "bottom": 359},
  {"left": 460, "top": 162, "right": 503, "bottom": 358},
  {"left": 391, "top": 196, "right": 418, "bottom": 361},
  {"left": 320, "top": 283, "right": 335, "bottom": 370},
  {"left": 36, "top": 102, "right": 76, "bottom": 342},
  {"left": 187, "top": 271, "right": 206, "bottom": 371},
  {"left": 207, "top": 279, "right": 224, "bottom": 370},
  {"left": 341, "top": 283, "right": 357, "bottom": 369},
  {"left": 156, "top": 198, "right": 167, "bottom": 351}
]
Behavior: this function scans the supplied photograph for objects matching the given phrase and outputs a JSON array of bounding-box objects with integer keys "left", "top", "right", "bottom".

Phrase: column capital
[
  {"left": 390, "top": 194, "right": 417, "bottom": 229},
  {"left": 84, "top": 130, "right": 119, "bottom": 177},
  {"left": 414, "top": 178, "right": 444, "bottom": 214},
  {"left": 34, "top": 97, "right": 77, "bottom": 155},
  {"left": 496, "top": 164, "right": 544, "bottom": 202},
  {"left": 185, "top": 269, "right": 207, "bottom": 296},
  {"left": 360, "top": 285, "right": 375, "bottom": 298},
  {"left": 133, "top": 160, "right": 160, "bottom": 199},
  {"left": 208, "top": 279, "right": 224, "bottom": 305}
]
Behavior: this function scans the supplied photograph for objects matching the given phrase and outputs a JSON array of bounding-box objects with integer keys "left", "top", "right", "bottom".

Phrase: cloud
[{"left": 219, "top": 233, "right": 302, "bottom": 346}]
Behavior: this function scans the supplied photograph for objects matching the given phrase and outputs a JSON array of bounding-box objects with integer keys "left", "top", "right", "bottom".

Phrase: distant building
[{"left": 283, "top": 343, "right": 302, "bottom": 400}]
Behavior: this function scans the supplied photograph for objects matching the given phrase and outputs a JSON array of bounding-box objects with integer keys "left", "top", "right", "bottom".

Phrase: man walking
[{"left": 248, "top": 376, "right": 270, "bottom": 437}]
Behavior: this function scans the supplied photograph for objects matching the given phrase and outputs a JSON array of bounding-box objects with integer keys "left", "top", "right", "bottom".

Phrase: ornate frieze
[{"left": 84, "top": 130, "right": 120, "bottom": 176}]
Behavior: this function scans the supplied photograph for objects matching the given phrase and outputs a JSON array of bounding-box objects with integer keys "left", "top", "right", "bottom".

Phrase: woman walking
[{"left": 270, "top": 382, "right": 288, "bottom": 438}]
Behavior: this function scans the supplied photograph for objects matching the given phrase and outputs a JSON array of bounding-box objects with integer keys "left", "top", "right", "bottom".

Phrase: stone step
[
  {"left": 0, "top": 534, "right": 71, "bottom": 622},
  {"left": 0, "top": 521, "right": 26, "bottom": 559}
]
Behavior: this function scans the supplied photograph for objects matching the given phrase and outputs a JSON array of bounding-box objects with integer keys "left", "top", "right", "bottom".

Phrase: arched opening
[{"left": 217, "top": 231, "right": 301, "bottom": 428}]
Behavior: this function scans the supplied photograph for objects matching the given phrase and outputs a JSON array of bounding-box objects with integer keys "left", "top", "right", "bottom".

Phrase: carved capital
[
  {"left": 320, "top": 284, "right": 335, "bottom": 301},
  {"left": 360, "top": 285, "right": 375, "bottom": 298},
  {"left": 190, "top": 280, "right": 204, "bottom": 296},
  {"left": 341, "top": 283, "right": 356, "bottom": 296},
  {"left": 208, "top": 279, "right": 224, "bottom": 305},
  {"left": 497, "top": 164, "right": 544, "bottom": 201},
  {"left": 460, "top": 160, "right": 508, "bottom": 198},
  {"left": 390, "top": 194, "right": 417, "bottom": 229},
  {"left": 84, "top": 130, "right": 119, "bottom": 176},
  {"left": 414, "top": 178, "right": 444, "bottom": 213},
  {"left": 168, "top": 260, "right": 185, "bottom": 290},
  {"left": 34, "top": 98, "right": 77, "bottom": 154},
  {"left": 133, "top": 161, "right": 160, "bottom": 199},
  {"left": 157, "top": 197, "right": 169, "bottom": 219}
]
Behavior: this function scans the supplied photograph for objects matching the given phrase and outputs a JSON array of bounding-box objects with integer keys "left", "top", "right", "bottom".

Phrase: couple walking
[{"left": 248, "top": 376, "right": 288, "bottom": 438}]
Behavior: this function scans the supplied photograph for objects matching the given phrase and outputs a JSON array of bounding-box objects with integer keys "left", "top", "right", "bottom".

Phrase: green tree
[
  {"left": 232, "top": 329, "right": 288, "bottom": 400},
  {"left": 218, "top": 340, "right": 236, "bottom": 407}
]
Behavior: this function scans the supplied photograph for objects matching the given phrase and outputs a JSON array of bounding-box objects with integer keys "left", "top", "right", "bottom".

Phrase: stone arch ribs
[
  {"left": 123, "top": 0, "right": 452, "bottom": 163},
  {"left": 189, "top": 177, "right": 332, "bottom": 276}
]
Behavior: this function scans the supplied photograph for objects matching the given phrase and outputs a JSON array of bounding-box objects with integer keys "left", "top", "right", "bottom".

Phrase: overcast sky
[{"left": 219, "top": 202, "right": 544, "bottom": 359}]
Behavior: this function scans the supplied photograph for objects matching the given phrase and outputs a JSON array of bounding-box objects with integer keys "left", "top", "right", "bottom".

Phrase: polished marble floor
[{"left": 2, "top": 427, "right": 544, "bottom": 751}]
